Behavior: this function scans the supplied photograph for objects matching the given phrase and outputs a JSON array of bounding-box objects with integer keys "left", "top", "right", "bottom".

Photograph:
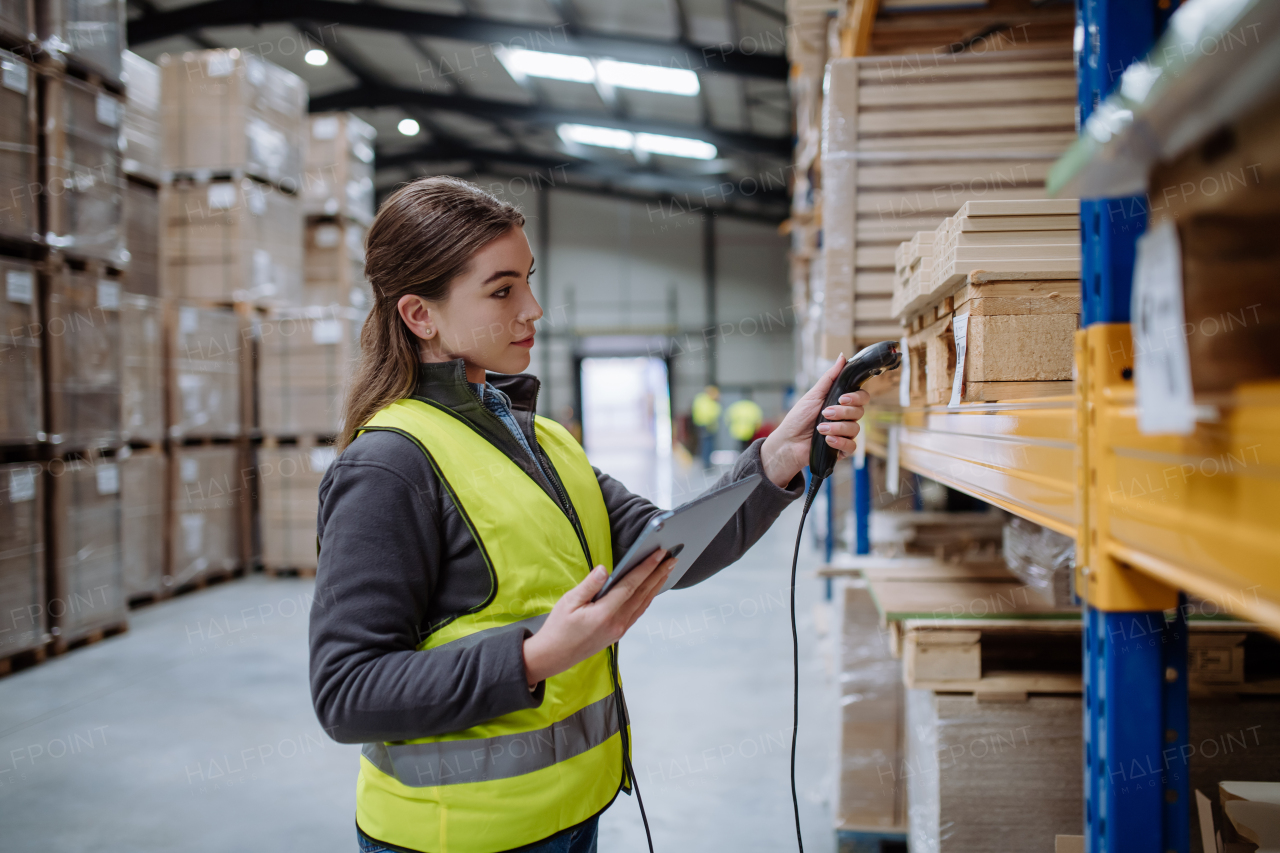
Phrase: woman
[{"left": 309, "top": 177, "right": 869, "bottom": 853}]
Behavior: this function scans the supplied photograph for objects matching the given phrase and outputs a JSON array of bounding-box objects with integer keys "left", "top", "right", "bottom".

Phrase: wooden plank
[
  {"left": 950, "top": 244, "right": 1079, "bottom": 262},
  {"left": 856, "top": 246, "right": 897, "bottom": 268},
  {"left": 857, "top": 186, "right": 1048, "bottom": 217},
  {"left": 858, "top": 216, "right": 946, "bottom": 244},
  {"left": 948, "top": 229, "right": 1079, "bottom": 247},
  {"left": 856, "top": 58, "right": 1074, "bottom": 84},
  {"left": 957, "top": 198, "right": 1080, "bottom": 217},
  {"left": 820, "top": 556, "right": 1015, "bottom": 581},
  {"left": 963, "top": 380, "right": 1074, "bottom": 403},
  {"left": 855, "top": 272, "right": 896, "bottom": 295},
  {"left": 909, "top": 671, "right": 1082, "bottom": 693},
  {"left": 965, "top": 313, "right": 1077, "bottom": 382},
  {"left": 857, "top": 104, "right": 1075, "bottom": 136},
  {"left": 856, "top": 161, "right": 1052, "bottom": 189},
  {"left": 858, "top": 77, "right": 1078, "bottom": 107},
  {"left": 857, "top": 295, "right": 895, "bottom": 322},
  {"left": 855, "top": 130, "right": 1079, "bottom": 153},
  {"left": 869, "top": 579, "right": 1075, "bottom": 621}
]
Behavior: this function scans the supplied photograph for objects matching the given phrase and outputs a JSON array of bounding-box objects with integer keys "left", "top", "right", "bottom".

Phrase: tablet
[{"left": 592, "top": 473, "right": 763, "bottom": 602}]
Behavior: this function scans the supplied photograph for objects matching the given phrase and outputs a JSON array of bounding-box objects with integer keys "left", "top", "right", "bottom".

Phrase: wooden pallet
[
  {"left": 262, "top": 565, "right": 317, "bottom": 579},
  {"left": 0, "top": 643, "right": 46, "bottom": 678},
  {"left": 51, "top": 621, "right": 128, "bottom": 656}
]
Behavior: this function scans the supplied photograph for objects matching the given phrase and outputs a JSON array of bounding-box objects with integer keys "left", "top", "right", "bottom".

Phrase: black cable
[
  {"left": 789, "top": 478, "right": 822, "bottom": 853},
  {"left": 609, "top": 644, "right": 654, "bottom": 853}
]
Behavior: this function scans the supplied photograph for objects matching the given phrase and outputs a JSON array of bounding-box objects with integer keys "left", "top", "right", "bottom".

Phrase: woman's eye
[{"left": 493, "top": 287, "right": 511, "bottom": 298}]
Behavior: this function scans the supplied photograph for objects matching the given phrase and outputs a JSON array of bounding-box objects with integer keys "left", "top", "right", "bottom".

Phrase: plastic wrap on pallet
[
  {"left": 838, "top": 582, "right": 905, "bottom": 830},
  {"left": 0, "top": 49, "right": 40, "bottom": 244},
  {"left": 160, "top": 49, "right": 307, "bottom": 186},
  {"left": 120, "top": 447, "right": 165, "bottom": 600},
  {"left": 0, "top": 461, "right": 45, "bottom": 656},
  {"left": 42, "top": 72, "right": 126, "bottom": 264},
  {"left": 161, "top": 177, "right": 303, "bottom": 305},
  {"left": 49, "top": 456, "right": 126, "bottom": 643},
  {"left": 257, "top": 306, "right": 360, "bottom": 437},
  {"left": 905, "top": 690, "right": 1083, "bottom": 853},
  {"left": 123, "top": 179, "right": 158, "bottom": 296},
  {"left": 168, "top": 304, "right": 244, "bottom": 439},
  {"left": 1002, "top": 516, "right": 1074, "bottom": 607},
  {"left": 169, "top": 445, "right": 242, "bottom": 587},
  {"left": 304, "top": 219, "right": 371, "bottom": 312},
  {"left": 37, "top": 0, "right": 125, "bottom": 84},
  {"left": 304, "top": 113, "right": 376, "bottom": 224},
  {"left": 256, "top": 445, "right": 334, "bottom": 572},
  {"left": 120, "top": 292, "right": 163, "bottom": 444},
  {"left": 45, "top": 264, "right": 122, "bottom": 449},
  {"left": 121, "top": 51, "right": 161, "bottom": 184},
  {"left": 0, "top": 256, "right": 42, "bottom": 444}
]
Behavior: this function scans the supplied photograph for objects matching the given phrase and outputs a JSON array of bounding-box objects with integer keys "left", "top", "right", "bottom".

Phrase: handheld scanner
[{"left": 808, "top": 341, "right": 902, "bottom": 481}]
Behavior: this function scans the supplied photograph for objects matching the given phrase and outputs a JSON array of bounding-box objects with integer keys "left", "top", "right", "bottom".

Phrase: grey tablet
[{"left": 592, "top": 473, "right": 763, "bottom": 602}]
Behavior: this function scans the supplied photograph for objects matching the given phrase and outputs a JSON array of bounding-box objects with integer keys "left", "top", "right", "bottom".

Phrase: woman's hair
[{"left": 339, "top": 176, "right": 525, "bottom": 449}]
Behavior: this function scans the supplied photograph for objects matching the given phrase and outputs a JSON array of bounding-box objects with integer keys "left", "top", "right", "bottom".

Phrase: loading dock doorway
[{"left": 580, "top": 356, "right": 672, "bottom": 508}]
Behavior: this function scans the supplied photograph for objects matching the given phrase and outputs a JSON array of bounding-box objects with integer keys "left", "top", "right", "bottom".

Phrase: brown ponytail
[{"left": 338, "top": 176, "right": 525, "bottom": 450}]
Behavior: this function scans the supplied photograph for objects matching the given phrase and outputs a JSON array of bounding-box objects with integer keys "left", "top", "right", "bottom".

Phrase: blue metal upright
[
  {"left": 1076, "top": 2, "right": 1188, "bottom": 851},
  {"left": 853, "top": 454, "right": 870, "bottom": 556}
]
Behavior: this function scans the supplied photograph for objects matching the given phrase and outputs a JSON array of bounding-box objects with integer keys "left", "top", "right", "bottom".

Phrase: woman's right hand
[{"left": 522, "top": 549, "right": 678, "bottom": 688}]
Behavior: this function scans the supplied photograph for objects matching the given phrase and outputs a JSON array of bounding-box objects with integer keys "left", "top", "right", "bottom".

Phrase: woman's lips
[{"left": 512, "top": 335, "right": 535, "bottom": 348}]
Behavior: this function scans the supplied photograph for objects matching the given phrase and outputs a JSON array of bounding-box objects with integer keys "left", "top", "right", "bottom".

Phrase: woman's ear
[{"left": 397, "top": 294, "right": 436, "bottom": 342}]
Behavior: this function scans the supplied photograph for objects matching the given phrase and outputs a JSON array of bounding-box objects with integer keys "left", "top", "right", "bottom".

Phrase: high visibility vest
[
  {"left": 353, "top": 398, "right": 626, "bottom": 853},
  {"left": 726, "top": 400, "right": 763, "bottom": 442},
  {"left": 691, "top": 393, "right": 721, "bottom": 429}
]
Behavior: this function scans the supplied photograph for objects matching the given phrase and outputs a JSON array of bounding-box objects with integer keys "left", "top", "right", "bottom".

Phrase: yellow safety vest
[
  {"left": 691, "top": 393, "right": 721, "bottom": 429},
  {"left": 726, "top": 400, "right": 763, "bottom": 442},
  {"left": 353, "top": 398, "right": 627, "bottom": 853}
]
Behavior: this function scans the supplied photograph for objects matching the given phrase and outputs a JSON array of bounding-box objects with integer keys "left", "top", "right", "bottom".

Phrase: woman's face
[{"left": 398, "top": 226, "right": 543, "bottom": 382}]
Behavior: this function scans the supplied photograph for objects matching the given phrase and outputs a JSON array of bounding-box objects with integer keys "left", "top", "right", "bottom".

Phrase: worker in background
[
  {"left": 726, "top": 397, "right": 764, "bottom": 453},
  {"left": 690, "top": 385, "right": 721, "bottom": 468},
  {"left": 309, "top": 177, "right": 869, "bottom": 853}
]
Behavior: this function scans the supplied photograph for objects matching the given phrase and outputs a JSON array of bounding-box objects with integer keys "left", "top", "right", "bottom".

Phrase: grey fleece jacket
[{"left": 309, "top": 360, "right": 804, "bottom": 745}]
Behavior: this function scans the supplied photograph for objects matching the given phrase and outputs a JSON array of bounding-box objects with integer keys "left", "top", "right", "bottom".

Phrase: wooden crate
[
  {"left": 47, "top": 453, "right": 127, "bottom": 650},
  {"left": 120, "top": 292, "right": 163, "bottom": 444},
  {"left": 257, "top": 306, "right": 360, "bottom": 437},
  {"left": 0, "top": 460, "right": 45, "bottom": 663},
  {"left": 160, "top": 176, "right": 303, "bottom": 306},
  {"left": 35, "top": 0, "right": 125, "bottom": 86},
  {"left": 165, "top": 301, "right": 246, "bottom": 439},
  {"left": 123, "top": 178, "right": 159, "bottom": 296},
  {"left": 0, "top": 47, "right": 39, "bottom": 243},
  {"left": 303, "top": 113, "right": 375, "bottom": 225},
  {"left": 39, "top": 68, "right": 126, "bottom": 265},
  {"left": 44, "top": 259, "right": 122, "bottom": 449},
  {"left": 0, "top": 255, "right": 42, "bottom": 444},
  {"left": 304, "top": 218, "right": 370, "bottom": 311},
  {"left": 169, "top": 443, "right": 243, "bottom": 588},
  {"left": 120, "top": 446, "right": 165, "bottom": 601},
  {"left": 256, "top": 441, "right": 334, "bottom": 574}
]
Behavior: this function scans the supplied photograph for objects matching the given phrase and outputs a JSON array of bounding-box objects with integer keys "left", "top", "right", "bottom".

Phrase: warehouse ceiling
[{"left": 125, "top": 0, "right": 793, "bottom": 220}]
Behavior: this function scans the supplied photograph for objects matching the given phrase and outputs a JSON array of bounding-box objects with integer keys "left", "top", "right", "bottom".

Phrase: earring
[{"left": 424, "top": 329, "right": 435, "bottom": 339}]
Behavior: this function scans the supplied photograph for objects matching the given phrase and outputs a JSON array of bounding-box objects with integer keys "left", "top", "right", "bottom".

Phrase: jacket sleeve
[
  {"left": 308, "top": 441, "right": 544, "bottom": 745},
  {"left": 595, "top": 437, "right": 805, "bottom": 588}
]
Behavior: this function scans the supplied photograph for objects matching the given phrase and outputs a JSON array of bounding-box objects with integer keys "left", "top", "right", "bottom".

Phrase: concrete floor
[{"left": 0, "top": 498, "right": 838, "bottom": 853}]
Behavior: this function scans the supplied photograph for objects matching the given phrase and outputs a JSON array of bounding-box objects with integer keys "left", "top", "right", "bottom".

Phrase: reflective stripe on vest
[{"left": 352, "top": 398, "right": 624, "bottom": 853}]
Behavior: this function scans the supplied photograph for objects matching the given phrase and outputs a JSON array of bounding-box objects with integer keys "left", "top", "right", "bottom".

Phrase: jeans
[{"left": 358, "top": 815, "right": 599, "bottom": 853}]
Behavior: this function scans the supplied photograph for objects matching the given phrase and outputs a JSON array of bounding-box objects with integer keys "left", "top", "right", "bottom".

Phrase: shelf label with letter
[{"left": 1132, "top": 220, "right": 1195, "bottom": 435}]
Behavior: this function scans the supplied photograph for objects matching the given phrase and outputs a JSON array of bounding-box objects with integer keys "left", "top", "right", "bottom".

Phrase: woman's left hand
[{"left": 759, "top": 354, "right": 870, "bottom": 489}]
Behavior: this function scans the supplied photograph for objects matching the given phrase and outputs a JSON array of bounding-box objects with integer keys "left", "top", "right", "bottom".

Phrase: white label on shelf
[
  {"left": 853, "top": 432, "right": 866, "bottom": 469},
  {"left": 181, "top": 512, "right": 204, "bottom": 554},
  {"left": 312, "top": 116, "right": 339, "bottom": 140},
  {"left": 95, "top": 93, "right": 119, "bottom": 127},
  {"left": 2, "top": 58, "right": 28, "bottom": 94},
  {"left": 1133, "top": 220, "right": 1195, "bottom": 435},
  {"left": 310, "top": 447, "right": 336, "bottom": 472},
  {"left": 898, "top": 335, "right": 911, "bottom": 407},
  {"left": 311, "top": 318, "right": 343, "bottom": 345},
  {"left": 314, "top": 224, "right": 341, "bottom": 248},
  {"left": 179, "top": 305, "right": 199, "bottom": 335},
  {"left": 97, "top": 280, "right": 120, "bottom": 310},
  {"left": 180, "top": 456, "right": 199, "bottom": 483},
  {"left": 207, "top": 183, "right": 237, "bottom": 210},
  {"left": 206, "top": 52, "right": 234, "bottom": 77},
  {"left": 6, "top": 270, "right": 33, "bottom": 304},
  {"left": 96, "top": 463, "right": 119, "bottom": 495},
  {"left": 948, "top": 313, "right": 969, "bottom": 408},
  {"left": 885, "top": 426, "right": 901, "bottom": 496},
  {"left": 8, "top": 467, "right": 35, "bottom": 502}
]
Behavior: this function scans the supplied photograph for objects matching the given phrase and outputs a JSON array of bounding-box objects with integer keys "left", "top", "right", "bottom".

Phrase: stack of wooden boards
[
  {"left": 817, "top": 47, "right": 1076, "bottom": 360},
  {"left": 893, "top": 199, "right": 1082, "bottom": 404}
]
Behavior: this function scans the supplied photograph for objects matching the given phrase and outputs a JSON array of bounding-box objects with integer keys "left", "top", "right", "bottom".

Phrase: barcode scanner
[{"left": 787, "top": 340, "right": 901, "bottom": 853}]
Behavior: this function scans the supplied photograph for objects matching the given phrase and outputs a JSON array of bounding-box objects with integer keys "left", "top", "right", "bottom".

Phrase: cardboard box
[
  {"left": 257, "top": 307, "right": 360, "bottom": 437},
  {"left": 120, "top": 447, "right": 165, "bottom": 600},
  {"left": 161, "top": 177, "right": 303, "bottom": 305},
  {"left": 169, "top": 444, "right": 243, "bottom": 586},
  {"left": 36, "top": 0, "right": 125, "bottom": 84},
  {"left": 123, "top": 178, "right": 159, "bottom": 296},
  {"left": 256, "top": 444, "right": 334, "bottom": 571},
  {"left": 120, "top": 292, "right": 163, "bottom": 444},
  {"left": 0, "top": 48, "right": 39, "bottom": 244},
  {"left": 159, "top": 49, "right": 307, "bottom": 186},
  {"left": 166, "top": 303, "right": 245, "bottom": 439},
  {"left": 304, "top": 219, "right": 371, "bottom": 311},
  {"left": 44, "top": 263, "right": 122, "bottom": 449},
  {"left": 40, "top": 70, "right": 126, "bottom": 265},
  {"left": 0, "top": 461, "right": 44, "bottom": 657},
  {"left": 48, "top": 455, "right": 126, "bottom": 644},
  {"left": 0, "top": 256, "right": 42, "bottom": 444},
  {"left": 304, "top": 113, "right": 376, "bottom": 224},
  {"left": 121, "top": 50, "right": 161, "bottom": 184},
  {"left": 0, "top": 0, "right": 33, "bottom": 45}
]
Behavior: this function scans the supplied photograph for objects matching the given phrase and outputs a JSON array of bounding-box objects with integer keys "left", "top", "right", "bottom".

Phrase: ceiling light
[
  {"left": 596, "top": 59, "right": 699, "bottom": 96},
  {"left": 558, "top": 123, "right": 635, "bottom": 150},
  {"left": 305, "top": 49, "right": 328, "bottom": 66},
  {"left": 635, "top": 132, "right": 717, "bottom": 160},
  {"left": 498, "top": 48, "right": 595, "bottom": 83},
  {"left": 398, "top": 118, "right": 421, "bottom": 136}
]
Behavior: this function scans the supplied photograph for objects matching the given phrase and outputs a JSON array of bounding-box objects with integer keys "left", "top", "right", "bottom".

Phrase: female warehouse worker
[{"left": 309, "top": 177, "right": 869, "bottom": 853}]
